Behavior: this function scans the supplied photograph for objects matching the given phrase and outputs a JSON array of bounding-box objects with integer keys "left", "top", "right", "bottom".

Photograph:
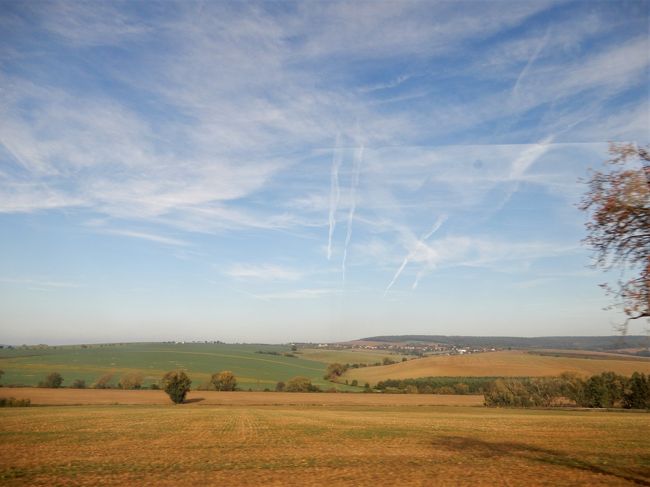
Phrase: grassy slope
[
  {"left": 342, "top": 350, "right": 650, "bottom": 385},
  {"left": 0, "top": 343, "right": 336, "bottom": 390},
  {"left": 1, "top": 405, "right": 648, "bottom": 485},
  {"left": 296, "top": 348, "right": 406, "bottom": 364}
]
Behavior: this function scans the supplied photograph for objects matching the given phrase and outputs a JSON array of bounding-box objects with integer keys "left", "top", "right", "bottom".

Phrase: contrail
[
  {"left": 384, "top": 214, "right": 447, "bottom": 295},
  {"left": 341, "top": 143, "right": 364, "bottom": 282},
  {"left": 512, "top": 28, "right": 550, "bottom": 97},
  {"left": 327, "top": 134, "right": 342, "bottom": 260}
]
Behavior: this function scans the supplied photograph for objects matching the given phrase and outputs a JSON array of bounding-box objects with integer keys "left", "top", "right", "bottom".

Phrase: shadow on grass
[
  {"left": 431, "top": 436, "right": 650, "bottom": 486},
  {"left": 183, "top": 397, "right": 205, "bottom": 404}
]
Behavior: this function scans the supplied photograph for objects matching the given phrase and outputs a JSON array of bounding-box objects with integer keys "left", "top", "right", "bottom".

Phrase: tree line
[
  {"left": 26, "top": 370, "right": 327, "bottom": 403},
  {"left": 374, "top": 377, "right": 494, "bottom": 394},
  {"left": 484, "top": 372, "right": 650, "bottom": 409}
]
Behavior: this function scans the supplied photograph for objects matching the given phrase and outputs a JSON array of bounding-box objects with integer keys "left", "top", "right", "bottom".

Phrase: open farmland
[
  {"left": 0, "top": 389, "right": 483, "bottom": 406},
  {"left": 0, "top": 343, "right": 333, "bottom": 390},
  {"left": 1, "top": 404, "right": 648, "bottom": 486},
  {"left": 342, "top": 350, "right": 650, "bottom": 385},
  {"left": 296, "top": 348, "right": 406, "bottom": 365}
]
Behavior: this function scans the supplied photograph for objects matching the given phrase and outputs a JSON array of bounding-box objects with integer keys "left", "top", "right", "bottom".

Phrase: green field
[
  {"left": 0, "top": 343, "right": 343, "bottom": 391},
  {"left": 1, "top": 404, "right": 648, "bottom": 486},
  {"left": 296, "top": 348, "right": 406, "bottom": 364}
]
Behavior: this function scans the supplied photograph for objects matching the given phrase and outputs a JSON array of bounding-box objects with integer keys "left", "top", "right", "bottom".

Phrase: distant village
[{"left": 313, "top": 341, "right": 498, "bottom": 356}]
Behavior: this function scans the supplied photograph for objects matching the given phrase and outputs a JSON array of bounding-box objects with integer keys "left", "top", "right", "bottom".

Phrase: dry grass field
[
  {"left": 0, "top": 389, "right": 483, "bottom": 407},
  {"left": 343, "top": 350, "right": 650, "bottom": 385},
  {"left": 1, "top": 403, "right": 648, "bottom": 486}
]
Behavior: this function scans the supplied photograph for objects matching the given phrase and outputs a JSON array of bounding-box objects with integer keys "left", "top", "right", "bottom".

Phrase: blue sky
[{"left": 0, "top": 0, "right": 648, "bottom": 344}]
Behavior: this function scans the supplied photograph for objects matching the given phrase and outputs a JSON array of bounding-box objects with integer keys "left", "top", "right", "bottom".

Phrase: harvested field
[
  {"left": 343, "top": 350, "right": 650, "bottom": 385},
  {"left": 1, "top": 404, "right": 648, "bottom": 486},
  {"left": 0, "top": 388, "right": 483, "bottom": 406}
]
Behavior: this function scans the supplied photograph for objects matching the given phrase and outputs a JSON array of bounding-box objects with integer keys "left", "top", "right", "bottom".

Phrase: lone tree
[
  {"left": 210, "top": 370, "right": 237, "bottom": 391},
  {"left": 324, "top": 363, "right": 347, "bottom": 380},
  {"left": 161, "top": 370, "right": 192, "bottom": 404},
  {"left": 580, "top": 143, "right": 650, "bottom": 332},
  {"left": 39, "top": 372, "right": 63, "bottom": 388}
]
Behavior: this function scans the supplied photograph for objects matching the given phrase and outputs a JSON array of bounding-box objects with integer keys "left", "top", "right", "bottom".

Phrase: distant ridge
[{"left": 358, "top": 335, "right": 649, "bottom": 350}]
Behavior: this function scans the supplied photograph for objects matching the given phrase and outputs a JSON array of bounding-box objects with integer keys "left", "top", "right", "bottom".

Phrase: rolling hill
[
  {"left": 0, "top": 342, "right": 336, "bottom": 390},
  {"left": 341, "top": 350, "right": 650, "bottom": 385}
]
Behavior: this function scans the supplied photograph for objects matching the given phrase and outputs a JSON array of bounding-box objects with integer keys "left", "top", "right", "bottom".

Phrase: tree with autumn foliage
[{"left": 580, "top": 143, "right": 649, "bottom": 332}]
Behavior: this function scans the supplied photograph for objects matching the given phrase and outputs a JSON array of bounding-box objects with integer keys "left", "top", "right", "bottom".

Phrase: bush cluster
[
  {"left": 38, "top": 372, "right": 63, "bottom": 388},
  {"left": 284, "top": 376, "right": 320, "bottom": 392},
  {"left": 0, "top": 397, "right": 30, "bottom": 407},
  {"left": 210, "top": 370, "right": 237, "bottom": 391}
]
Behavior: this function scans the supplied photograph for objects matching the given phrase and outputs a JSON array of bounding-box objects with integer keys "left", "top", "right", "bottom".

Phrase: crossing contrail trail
[
  {"left": 384, "top": 214, "right": 447, "bottom": 295},
  {"left": 341, "top": 143, "right": 364, "bottom": 283},
  {"left": 327, "top": 134, "right": 342, "bottom": 260}
]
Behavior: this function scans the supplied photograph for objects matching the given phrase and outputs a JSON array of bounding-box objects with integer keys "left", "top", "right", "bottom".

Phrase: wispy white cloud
[
  {"left": 0, "top": 277, "right": 81, "bottom": 290},
  {"left": 37, "top": 0, "right": 150, "bottom": 46},
  {"left": 385, "top": 214, "right": 447, "bottom": 295},
  {"left": 341, "top": 143, "right": 364, "bottom": 282},
  {"left": 327, "top": 135, "right": 342, "bottom": 260},
  {"left": 98, "top": 228, "right": 190, "bottom": 247},
  {"left": 225, "top": 264, "right": 303, "bottom": 282},
  {"left": 511, "top": 27, "right": 550, "bottom": 98},
  {"left": 360, "top": 74, "right": 411, "bottom": 93}
]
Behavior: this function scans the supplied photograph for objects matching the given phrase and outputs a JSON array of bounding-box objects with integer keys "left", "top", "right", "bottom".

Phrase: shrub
[
  {"left": 286, "top": 376, "right": 319, "bottom": 392},
  {"left": 71, "top": 379, "right": 86, "bottom": 389},
  {"left": 161, "top": 370, "right": 192, "bottom": 404},
  {"left": 150, "top": 383, "right": 160, "bottom": 390},
  {"left": 324, "top": 363, "right": 347, "bottom": 380},
  {"left": 351, "top": 379, "right": 358, "bottom": 387},
  {"left": 0, "top": 397, "right": 30, "bottom": 407},
  {"left": 210, "top": 371, "right": 237, "bottom": 391},
  {"left": 118, "top": 372, "right": 144, "bottom": 390},
  {"left": 39, "top": 372, "right": 63, "bottom": 388},
  {"left": 93, "top": 373, "right": 114, "bottom": 389},
  {"left": 275, "top": 381, "right": 286, "bottom": 392}
]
